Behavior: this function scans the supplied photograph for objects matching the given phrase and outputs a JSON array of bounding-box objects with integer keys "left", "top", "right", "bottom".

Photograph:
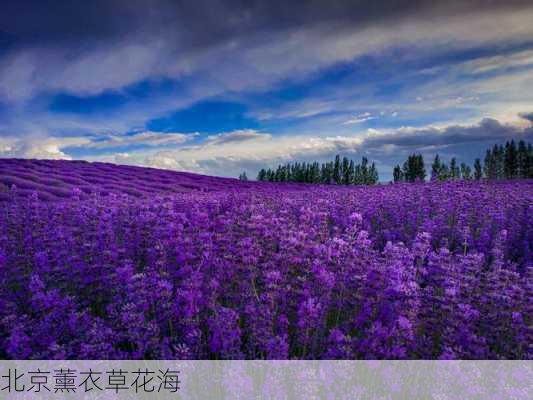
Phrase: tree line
[
  {"left": 255, "top": 155, "right": 379, "bottom": 185},
  {"left": 393, "top": 139, "right": 533, "bottom": 183},
  {"left": 241, "top": 139, "right": 532, "bottom": 184}
]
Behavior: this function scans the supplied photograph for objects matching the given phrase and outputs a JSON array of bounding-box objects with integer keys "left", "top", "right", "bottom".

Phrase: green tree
[
  {"left": 342, "top": 157, "right": 350, "bottom": 185},
  {"left": 354, "top": 164, "right": 363, "bottom": 184},
  {"left": 347, "top": 160, "right": 355, "bottom": 184},
  {"left": 517, "top": 140, "right": 527, "bottom": 178},
  {"left": 474, "top": 158, "right": 483, "bottom": 180},
  {"left": 504, "top": 140, "right": 518, "bottom": 178},
  {"left": 361, "top": 157, "right": 369, "bottom": 184},
  {"left": 402, "top": 154, "right": 426, "bottom": 182},
  {"left": 257, "top": 169, "right": 266, "bottom": 181},
  {"left": 321, "top": 161, "right": 334, "bottom": 184},
  {"left": 526, "top": 143, "right": 533, "bottom": 178},
  {"left": 484, "top": 148, "right": 496, "bottom": 179},
  {"left": 449, "top": 158, "right": 460, "bottom": 180},
  {"left": 333, "top": 155, "right": 341, "bottom": 184},
  {"left": 368, "top": 162, "right": 379, "bottom": 184},
  {"left": 267, "top": 168, "right": 275, "bottom": 182},
  {"left": 431, "top": 154, "right": 441, "bottom": 181},
  {"left": 393, "top": 165, "right": 403, "bottom": 182},
  {"left": 460, "top": 163, "right": 471, "bottom": 180},
  {"left": 439, "top": 163, "right": 449, "bottom": 181}
]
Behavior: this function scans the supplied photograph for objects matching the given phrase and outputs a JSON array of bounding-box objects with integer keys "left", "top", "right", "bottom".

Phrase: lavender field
[{"left": 0, "top": 159, "right": 531, "bottom": 359}]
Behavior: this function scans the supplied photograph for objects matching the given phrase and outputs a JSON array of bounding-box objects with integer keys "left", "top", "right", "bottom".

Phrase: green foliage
[
  {"left": 460, "top": 163, "right": 471, "bottom": 180},
  {"left": 256, "top": 155, "right": 379, "bottom": 185},
  {"left": 401, "top": 154, "right": 426, "bottom": 182},
  {"left": 474, "top": 158, "right": 483, "bottom": 180},
  {"left": 484, "top": 140, "right": 532, "bottom": 180},
  {"left": 398, "top": 140, "right": 532, "bottom": 183},
  {"left": 393, "top": 165, "right": 403, "bottom": 183}
]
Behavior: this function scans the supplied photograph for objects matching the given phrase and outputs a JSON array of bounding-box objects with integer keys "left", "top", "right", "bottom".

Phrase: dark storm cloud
[
  {"left": 0, "top": 1, "right": 135, "bottom": 45},
  {"left": 519, "top": 112, "right": 533, "bottom": 123},
  {"left": 1, "top": 0, "right": 531, "bottom": 48},
  {"left": 1, "top": 0, "right": 531, "bottom": 103},
  {"left": 363, "top": 117, "right": 533, "bottom": 151}
]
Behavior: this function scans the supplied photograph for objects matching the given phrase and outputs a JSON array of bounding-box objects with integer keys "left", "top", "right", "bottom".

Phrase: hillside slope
[{"left": 0, "top": 158, "right": 260, "bottom": 201}]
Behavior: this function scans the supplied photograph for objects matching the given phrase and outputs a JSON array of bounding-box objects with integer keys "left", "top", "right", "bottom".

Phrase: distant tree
[
  {"left": 517, "top": 140, "right": 528, "bottom": 178},
  {"left": 320, "top": 163, "right": 328, "bottom": 184},
  {"left": 418, "top": 155, "right": 427, "bottom": 181},
  {"left": 323, "top": 161, "right": 334, "bottom": 184},
  {"left": 256, "top": 154, "right": 381, "bottom": 186},
  {"left": 526, "top": 143, "right": 533, "bottom": 178},
  {"left": 394, "top": 140, "right": 531, "bottom": 183},
  {"left": 353, "top": 164, "right": 362, "bottom": 184},
  {"left": 294, "top": 162, "right": 304, "bottom": 182},
  {"left": 438, "top": 163, "right": 450, "bottom": 181},
  {"left": 274, "top": 165, "right": 284, "bottom": 182},
  {"left": 431, "top": 154, "right": 441, "bottom": 181},
  {"left": 368, "top": 162, "right": 379, "bottom": 184},
  {"left": 361, "top": 157, "right": 369, "bottom": 184},
  {"left": 504, "top": 140, "right": 518, "bottom": 179},
  {"left": 402, "top": 154, "right": 426, "bottom": 182},
  {"left": 302, "top": 162, "right": 309, "bottom": 183},
  {"left": 494, "top": 144, "right": 505, "bottom": 179},
  {"left": 460, "top": 163, "right": 472, "bottom": 180},
  {"left": 484, "top": 143, "right": 517, "bottom": 180},
  {"left": 285, "top": 163, "right": 292, "bottom": 182},
  {"left": 309, "top": 162, "right": 315, "bottom": 183},
  {"left": 347, "top": 160, "right": 355, "bottom": 184},
  {"left": 266, "top": 168, "right": 275, "bottom": 182},
  {"left": 449, "top": 158, "right": 460, "bottom": 180},
  {"left": 474, "top": 158, "right": 483, "bottom": 180},
  {"left": 484, "top": 148, "right": 496, "bottom": 179},
  {"left": 333, "top": 155, "right": 341, "bottom": 184},
  {"left": 342, "top": 157, "right": 350, "bottom": 185},
  {"left": 239, "top": 171, "right": 248, "bottom": 181},
  {"left": 393, "top": 165, "right": 403, "bottom": 183},
  {"left": 257, "top": 169, "right": 266, "bottom": 181}
]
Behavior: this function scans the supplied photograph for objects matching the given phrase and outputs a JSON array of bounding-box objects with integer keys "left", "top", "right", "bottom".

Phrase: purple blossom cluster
[{"left": 0, "top": 160, "right": 531, "bottom": 359}]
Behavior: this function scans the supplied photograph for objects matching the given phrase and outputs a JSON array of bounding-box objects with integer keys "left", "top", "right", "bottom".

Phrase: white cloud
[
  {"left": 81, "top": 129, "right": 366, "bottom": 177},
  {"left": 0, "top": 131, "right": 196, "bottom": 159},
  {"left": 0, "top": 136, "right": 91, "bottom": 160},
  {"left": 82, "top": 131, "right": 197, "bottom": 150},
  {"left": 463, "top": 49, "right": 533, "bottom": 74},
  {"left": 5, "top": 114, "right": 531, "bottom": 182},
  {"left": 80, "top": 115, "right": 533, "bottom": 181},
  {"left": 342, "top": 112, "right": 375, "bottom": 125}
]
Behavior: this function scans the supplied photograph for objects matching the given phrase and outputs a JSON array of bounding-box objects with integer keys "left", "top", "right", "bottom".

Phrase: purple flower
[{"left": 0, "top": 159, "right": 530, "bottom": 360}]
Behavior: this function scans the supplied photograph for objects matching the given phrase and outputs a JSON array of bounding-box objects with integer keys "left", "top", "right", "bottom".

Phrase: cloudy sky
[{"left": 1, "top": 0, "right": 533, "bottom": 180}]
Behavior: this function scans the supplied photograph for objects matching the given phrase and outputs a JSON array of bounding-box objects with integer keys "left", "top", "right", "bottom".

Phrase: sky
[{"left": 1, "top": 1, "right": 533, "bottom": 181}]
